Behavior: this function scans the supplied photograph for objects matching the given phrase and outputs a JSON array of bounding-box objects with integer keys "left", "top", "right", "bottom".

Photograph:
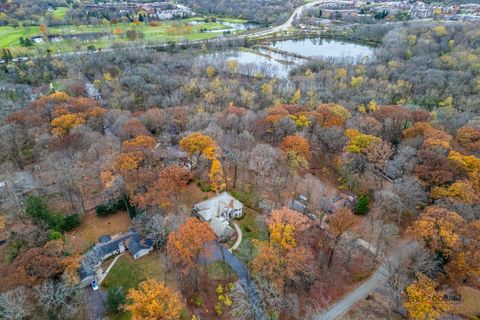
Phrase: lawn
[
  {"left": 206, "top": 261, "right": 237, "bottom": 281},
  {"left": 454, "top": 286, "right": 480, "bottom": 318},
  {"left": 52, "top": 7, "right": 69, "bottom": 20},
  {"left": 71, "top": 210, "right": 131, "bottom": 252},
  {"left": 233, "top": 208, "right": 268, "bottom": 262},
  {"left": 101, "top": 253, "right": 171, "bottom": 292},
  {"left": 0, "top": 18, "right": 240, "bottom": 54}
]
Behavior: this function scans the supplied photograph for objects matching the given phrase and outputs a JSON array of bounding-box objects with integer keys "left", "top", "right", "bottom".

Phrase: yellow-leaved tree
[
  {"left": 179, "top": 133, "right": 218, "bottom": 163},
  {"left": 51, "top": 113, "right": 85, "bottom": 136},
  {"left": 403, "top": 273, "right": 452, "bottom": 320},
  {"left": 209, "top": 159, "right": 226, "bottom": 193},
  {"left": 123, "top": 279, "right": 183, "bottom": 320}
]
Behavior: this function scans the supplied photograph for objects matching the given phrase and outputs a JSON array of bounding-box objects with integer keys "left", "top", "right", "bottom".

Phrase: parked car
[{"left": 91, "top": 280, "right": 99, "bottom": 291}]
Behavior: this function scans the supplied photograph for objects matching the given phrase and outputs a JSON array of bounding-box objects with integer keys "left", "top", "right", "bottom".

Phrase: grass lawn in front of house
[{"left": 101, "top": 253, "right": 171, "bottom": 291}]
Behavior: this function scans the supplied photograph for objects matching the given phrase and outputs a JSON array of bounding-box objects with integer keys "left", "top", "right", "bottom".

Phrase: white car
[{"left": 91, "top": 280, "right": 99, "bottom": 291}]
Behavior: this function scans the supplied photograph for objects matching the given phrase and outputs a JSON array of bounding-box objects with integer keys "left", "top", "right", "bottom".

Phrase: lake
[
  {"left": 200, "top": 37, "right": 376, "bottom": 79},
  {"left": 270, "top": 38, "right": 374, "bottom": 62}
]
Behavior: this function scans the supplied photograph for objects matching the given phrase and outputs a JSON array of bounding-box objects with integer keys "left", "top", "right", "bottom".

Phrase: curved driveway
[
  {"left": 314, "top": 241, "right": 418, "bottom": 320},
  {"left": 203, "top": 242, "right": 267, "bottom": 320}
]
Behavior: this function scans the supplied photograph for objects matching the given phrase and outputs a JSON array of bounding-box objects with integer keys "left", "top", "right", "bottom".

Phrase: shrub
[
  {"left": 96, "top": 196, "right": 137, "bottom": 218},
  {"left": 62, "top": 214, "right": 80, "bottom": 231},
  {"left": 355, "top": 194, "right": 369, "bottom": 215},
  {"left": 47, "top": 230, "right": 64, "bottom": 240}
]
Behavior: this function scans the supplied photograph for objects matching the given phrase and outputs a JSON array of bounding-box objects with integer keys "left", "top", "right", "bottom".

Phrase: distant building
[{"left": 193, "top": 192, "right": 243, "bottom": 239}]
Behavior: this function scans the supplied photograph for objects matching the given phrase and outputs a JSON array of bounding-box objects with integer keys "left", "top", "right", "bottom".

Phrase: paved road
[
  {"left": 202, "top": 242, "right": 267, "bottom": 320},
  {"left": 314, "top": 241, "right": 419, "bottom": 320}
]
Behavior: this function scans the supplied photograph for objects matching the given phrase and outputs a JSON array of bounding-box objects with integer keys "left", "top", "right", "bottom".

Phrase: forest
[{"left": 0, "top": 19, "right": 479, "bottom": 320}]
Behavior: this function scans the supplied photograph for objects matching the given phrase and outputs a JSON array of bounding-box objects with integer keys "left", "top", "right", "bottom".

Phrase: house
[
  {"left": 290, "top": 195, "right": 308, "bottom": 213},
  {"left": 78, "top": 230, "right": 154, "bottom": 287},
  {"left": 321, "top": 192, "right": 356, "bottom": 213},
  {"left": 126, "top": 233, "right": 154, "bottom": 260},
  {"left": 193, "top": 192, "right": 243, "bottom": 239}
]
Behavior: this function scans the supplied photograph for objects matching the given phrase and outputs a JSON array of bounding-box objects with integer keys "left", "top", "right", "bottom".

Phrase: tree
[
  {"left": 11, "top": 245, "right": 63, "bottom": 286},
  {"left": 107, "top": 286, "right": 126, "bottom": 314},
  {"left": 34, "top": 280, "right": 83, "bottom": 319},
  {"left": 327, "top": 208, "right": 358, "bottom": 267},
  {"left": 139, "top": 165, "right": 192, "bottom": 209},
  {"left": 209, "top": 159, "right": 226, "bottom": 193},
  {"left": 355, "top": 194, "right": 370, "bottom": 215},
  {"left": 51, "top": 114, "right": 86, "bottom": 136},
  {"left": 123, "top": 279, "right": 183, "bottom": 320},
  {"left": 410, "top": 206, "right": 465, "bottom": 258},
  {"left": 280, "top": 135, "right": 311, "bottom": 174},
  {"left": 403, "top": 273, "right": 452, "bottom": 320},
  {"left": 132, "top": 213, "right": 168, "bottom": 248},
  {"left": 167, "top": 218, "right": 215, "bottom": 288},
  {"left": 0, "top": 287, "right": 33, "bottom": 320},
  {"left": 266, "top": 207, "right": 310, "bottom": 250},
  {"left": 455, "top": 127, "right": 480, "bottom": 153},
  {"left": 280, "top": 135, "right": 311, "bottom": 160},
  {"left": 179, "top": 133, "right": 218, "bottom": 163}
]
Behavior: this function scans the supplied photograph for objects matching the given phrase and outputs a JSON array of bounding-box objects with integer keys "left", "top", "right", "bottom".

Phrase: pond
[
  {"left": 188, "top": 20, "right": 259, "bottom": 33},
  {"left": 200, "top": 50, "right": 293, "bottom": 79},
  {"left": 270, "top": 38, "right": 374, "bottom": 62}
]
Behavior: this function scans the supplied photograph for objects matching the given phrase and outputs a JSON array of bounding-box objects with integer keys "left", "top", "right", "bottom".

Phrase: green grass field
[
  {"left": 0, "top": 18, "right": 244, "bottom": 55},
  {"left": 52, "top": 7, "right": 68, "bottom": 20}
]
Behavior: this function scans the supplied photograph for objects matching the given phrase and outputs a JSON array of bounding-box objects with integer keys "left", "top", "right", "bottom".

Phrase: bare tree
[
  {"left": 0, "top": 287, "right": 33, "bottom": 320},
  {"left": 35, "top": 280, "right": 83, "bottom": 319}
]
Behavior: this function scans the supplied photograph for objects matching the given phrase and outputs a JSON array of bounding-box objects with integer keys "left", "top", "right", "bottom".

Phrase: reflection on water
[
  {"left": 199, "top": 38, "right": 377, "bottom": 79},
  {"left": 200, "top": 50, "right": 292, "bottom": 78},
  {"left": 270, "top": 38, "right": 374, "bottom": 61}
]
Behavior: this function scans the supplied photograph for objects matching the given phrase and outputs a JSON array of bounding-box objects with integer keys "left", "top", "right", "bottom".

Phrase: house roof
[
  {"left": 99, "top": 235, "right": 111, "bottom": 243},
  {"left": 209, "top": 216, "right": 233, "bottom": 237},
  {"left": 93, "top": 232, "right": 132, "bottom": 257},
  {"left": 126, "top": 232, "right": 153, "bottom": 255},
  {"left": 194, "top": 192, "right": 242, "bottom": 221}
]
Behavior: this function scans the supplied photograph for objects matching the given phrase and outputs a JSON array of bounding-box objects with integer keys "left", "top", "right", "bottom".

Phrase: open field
[
  {"left": 71, "top": 210, "right": 131, "bottom": 252},
  {"left": 0, "top": 18, "right": 247, "bottom": 56},
  {"left": 52, "top": 7, "right": 69, "bottom": 19}
]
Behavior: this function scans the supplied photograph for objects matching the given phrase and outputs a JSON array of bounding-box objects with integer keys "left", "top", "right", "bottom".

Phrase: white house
[{"left": 193, "top": 192, "right": 243, "bottom": 239}]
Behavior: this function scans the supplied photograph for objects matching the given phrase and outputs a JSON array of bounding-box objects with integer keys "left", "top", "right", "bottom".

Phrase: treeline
[{"left": 179, "top": 0, "right": 303, "bottom": 24}]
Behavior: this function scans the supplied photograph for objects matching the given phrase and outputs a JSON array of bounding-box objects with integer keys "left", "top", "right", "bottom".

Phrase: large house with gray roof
[{"left": 193, "top": 192, "right": 243, "bottom": 240}]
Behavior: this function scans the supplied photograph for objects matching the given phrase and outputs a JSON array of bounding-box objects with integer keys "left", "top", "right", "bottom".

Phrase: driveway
[
  {"left": 85, "top": 288, "right": 107, "bottom": 320},
  {"left": 203, "top": 242, "right": 267, "bottom": 320},
  {"left": 313, "top": 241, "right": 419, "bottom": 320}
]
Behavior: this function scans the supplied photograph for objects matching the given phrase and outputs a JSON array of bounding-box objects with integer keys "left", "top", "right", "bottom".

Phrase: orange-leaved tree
[
  {"left": 280, "top": 135, "right": 311, "bottom": 175},
  {"left": 326, "top": 207, "right": 358, "bottom": 268},
  {"left": 167, "top": 218, "right": 215, "bottom": 289},
  {"left": 123, "top": 279, "right": 183, "bottom": 320},
  {"left": 51, "top": 113, "right": 86, "bottom": 136},
  {"left": 138, "top": 164, "right": 192, "bottom": 209}
]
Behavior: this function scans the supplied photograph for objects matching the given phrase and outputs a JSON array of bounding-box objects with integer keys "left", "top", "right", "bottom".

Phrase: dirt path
[{"left": 313, "top": 241, "right": 418, "bottom": 320}]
